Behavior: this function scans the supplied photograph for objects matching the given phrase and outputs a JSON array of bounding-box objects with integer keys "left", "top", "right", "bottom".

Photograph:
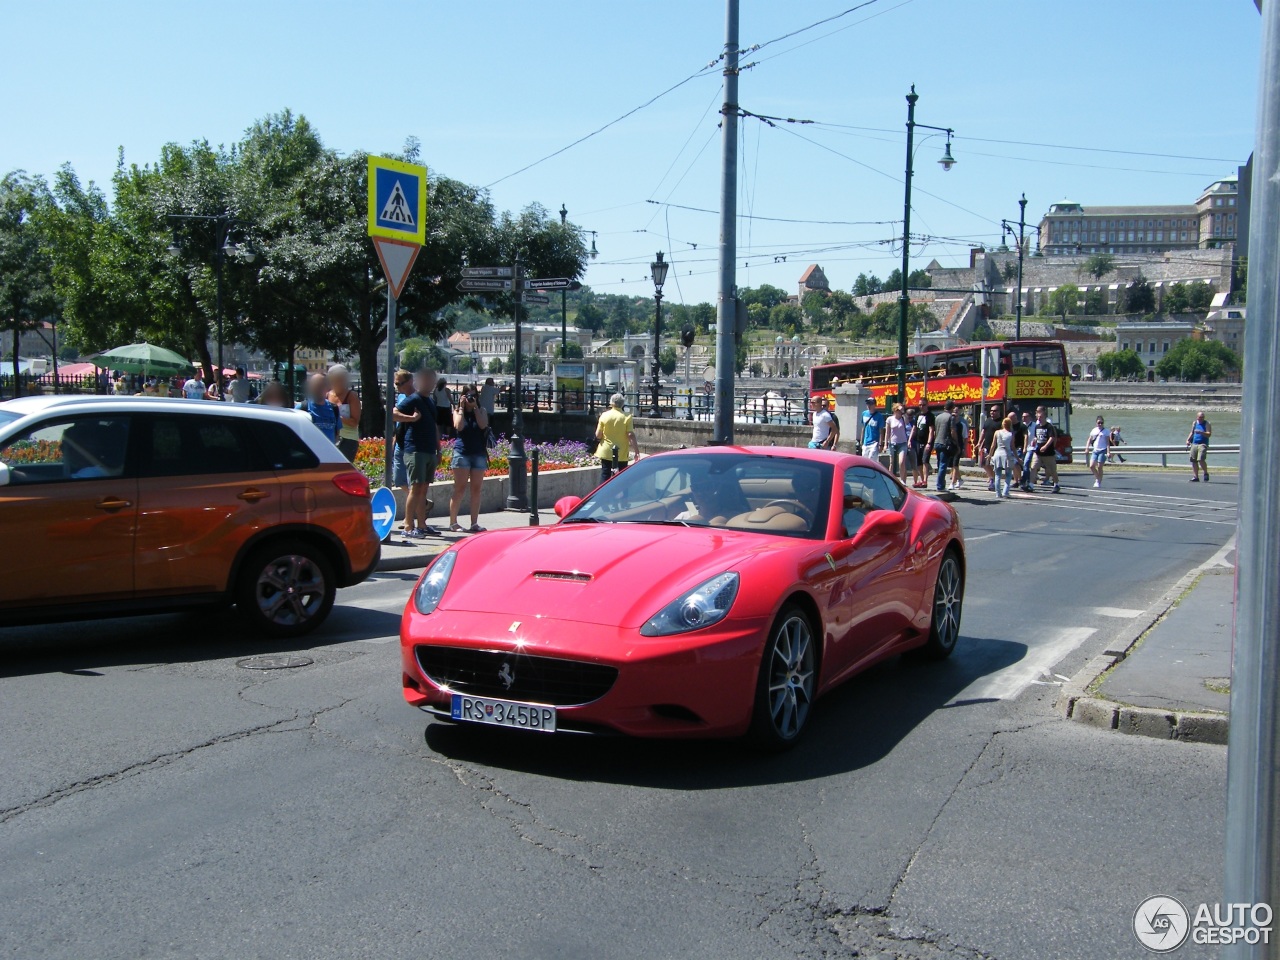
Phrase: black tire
[
  {"left": 923, "top": 548, "right": 964, "bottom": 659},
  {"left": 236, "top": 539, "right": 336, "bottom": 638},
  {"left": 748, "top": 604, "right": 818, "bottom": 750}
]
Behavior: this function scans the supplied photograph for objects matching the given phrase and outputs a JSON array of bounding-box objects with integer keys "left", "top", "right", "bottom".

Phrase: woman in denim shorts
[{"left": 448, "top": 386, "right": 491, "bottom": 533}]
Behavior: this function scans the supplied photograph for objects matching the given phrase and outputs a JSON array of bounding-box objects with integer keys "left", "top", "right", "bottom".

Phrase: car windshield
[{"left": 566, "top": 452, "right": 831, "bottom": 538}]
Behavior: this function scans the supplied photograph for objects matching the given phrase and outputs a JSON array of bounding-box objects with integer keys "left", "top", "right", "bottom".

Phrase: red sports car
[{"left": 400, "top": 446, "right": 965, "bottom": 748}]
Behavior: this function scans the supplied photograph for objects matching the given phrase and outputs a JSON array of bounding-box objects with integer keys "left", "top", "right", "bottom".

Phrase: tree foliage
[
  {"left": 1097, "top": 349, "right": 1145, "bottom": 379},
  {"left": 1125, "top": 276, "right": 1156, "bottom": 315},
  {"left": 1082, "top": 253, "right": 1115, "bottom": 280},
  {"left": 0, "top": 171, "right": 57, "bottom": 389},
  {"left": 1155, "top": 339, "right": 1239, "bottom": 382}
]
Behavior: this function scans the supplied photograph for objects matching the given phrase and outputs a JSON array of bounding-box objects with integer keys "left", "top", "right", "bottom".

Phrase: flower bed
[{"left": 353, "top": 435, "right": 595, "bottom": 486}]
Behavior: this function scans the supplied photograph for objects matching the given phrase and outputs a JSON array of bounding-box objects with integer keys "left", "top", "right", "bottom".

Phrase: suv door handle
[
  {"left": 238, "top": 488, "right": 270, "bottom": 503},
  {"left": 95, "top": 497, "right": 132, "bottom": 512}
]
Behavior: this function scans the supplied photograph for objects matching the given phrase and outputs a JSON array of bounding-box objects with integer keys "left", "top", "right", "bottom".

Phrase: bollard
[{"left": 529, "top": 448, "right": 540, "bottom": 526}]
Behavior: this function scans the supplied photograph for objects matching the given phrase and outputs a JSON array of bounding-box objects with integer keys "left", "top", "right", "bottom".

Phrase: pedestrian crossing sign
[{"left": 367, "top": 155, "right": 427, "bottom": 244}]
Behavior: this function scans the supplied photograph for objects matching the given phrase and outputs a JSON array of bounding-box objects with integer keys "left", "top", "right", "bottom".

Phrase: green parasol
[{"left": 90, "top": 343, "right": 195, "bottom": 377}]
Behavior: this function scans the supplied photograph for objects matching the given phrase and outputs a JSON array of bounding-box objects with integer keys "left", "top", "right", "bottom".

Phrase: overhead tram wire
[
  {"left": 744, "top": 0, "right": 916, "bottom": 67},
  {"left": 483, "top": 56, "right": 723, "bottom": 188},
  {"left": 646, "top": 199, "right": 898, "bottom": 227},
  {"left": 643, "top": 83, "right": 724, "bottom": 229}
]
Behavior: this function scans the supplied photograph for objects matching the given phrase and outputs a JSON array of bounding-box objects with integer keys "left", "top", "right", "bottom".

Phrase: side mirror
[
  {"left": 852, "top": 509, "right": 907, "bottom": 543},
  {"left": 0, "top": 462, "right": 8, "bottom": 487},
  {"left": 554, "top": 495, "right": 582, "bottom": 519}
]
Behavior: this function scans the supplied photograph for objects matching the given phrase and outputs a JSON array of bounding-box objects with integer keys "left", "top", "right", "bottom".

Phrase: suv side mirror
[
  {"left": 0, "top": 462, "right": 9, "bottom": 487},
  {"left": 852, "top": 509, "right": 906, "bottom": 543},
  {"left": 554, "top": 495, "right": 582, "bottom": 519}
]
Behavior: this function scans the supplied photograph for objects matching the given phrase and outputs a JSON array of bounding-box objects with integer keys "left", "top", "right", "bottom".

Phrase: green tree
[
  {"left": 0, "top": 171, "right": 58, "bottom": 392},
  {"left": 734, "top": 338, "right": 748, "bottom": 376},
  {"left": 768, "top": 302, "right": 802, "bottom": 331},
  {"left": 826, "top": 290, "right": 861, "bottom": 330},
  {"left": 748, "top": 361, "right": 763, "bottom": 377},
  {"left": 1097, "top": 349, "right": 1144, "bottom": 379},
  {"left": 1163, "top": 282, "right": 1189, "bottom": 314},
  {"left": 1156, "top": 339, "right": 1239, "bottom": 382},
  {"left": 739, "top": 284, "right": 789, "bottom": 310},
  {"left": 1235, "top": 257, "right": 1248, "bottom": 304},
  {"left": 554, "top": 341, "right": 584, "bottom": 359},
  {"left": 1084, "top": 289, "right": 1108, "bottom": 315},
  {"left": 1125, "top": 276, "right": 1156, "bottom": 314},
  {"left": 800, "top": 290, "right": 827, "bottom": 329},
  {"left": 1082, "top": 253, "right": 1115, "bottom": 280},
  {"left": 487, "top": 357, "right": 503, "bottom": 374},
  {"left": 658, "top": 346, "right": 678, "bottom": 375},
  {"left": 853, "top": 273, "right": 883, "bottom": 296},
  {"left": 1187, "top": 281, "right": 1214, "bottom": 311},
  {"left": 864, "top": 301, "right": 932, "bottom": 338},
  {"left": 1049, "top": 283, "right": 1080, "bottom": 319}
]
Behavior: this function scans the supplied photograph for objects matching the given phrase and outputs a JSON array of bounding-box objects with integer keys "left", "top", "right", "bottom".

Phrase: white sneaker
[{"left": 1093, "top": 480, "right": 1101, "bottom": 488}]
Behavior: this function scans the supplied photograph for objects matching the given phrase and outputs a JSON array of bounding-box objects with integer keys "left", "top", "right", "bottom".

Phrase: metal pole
[
  {"left": 383, "top": 289, "right": 396, "bottom": 490},
  {"left": 712, "top": 0, "right": 739, "bottom": 444},
  {"left": 651, "top": 289, "right": 663, "bottom": 417},
  {"left": 1224, "top": 1, "right": 1280, "bottom": 952},
  {"left": 685, "top": 345, "right": 693, "bottom": 420},
  {"left": 506, "top": 257, "right": 529, "bottom": 510},
  {"left": 559, "top": 204, "right": 568, "bottom": 363},
  {"left": 897, "top": 85, "right": 918, "bottom": 406},
  {"left": 528, "top": 448, "right": 540, "bottom": 526},
  {"left": 1016, "top": 193, "right": 1027, "bottom": 340},
  {"left": 215, "top": 239, "right": 225, "bottom": 399}
]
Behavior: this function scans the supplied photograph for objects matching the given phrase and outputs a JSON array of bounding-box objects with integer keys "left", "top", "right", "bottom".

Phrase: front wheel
[
  {"left": 236, "top": 539, "right": 336, "bottom": 638},
  {"left": 748, "top": 605, "right": 817, "bottom": 750},
  {"left": 923, "top": 549, "right": 963, "bottom": 659}
]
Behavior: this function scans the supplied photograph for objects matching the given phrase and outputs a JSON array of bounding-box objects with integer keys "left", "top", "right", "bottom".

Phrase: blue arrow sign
[{"left": 370, "top": 486, "right": 397, "bottom": 541}]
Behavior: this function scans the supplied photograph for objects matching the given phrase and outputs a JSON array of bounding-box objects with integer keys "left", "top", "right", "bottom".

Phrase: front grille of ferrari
[{"left": 415, "top": 646, "right": 619, "bottom": 706}]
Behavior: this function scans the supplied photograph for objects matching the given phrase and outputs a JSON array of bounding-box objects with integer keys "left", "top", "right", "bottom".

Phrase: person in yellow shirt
[{"left": 595, "top": 393, "right": 639, "bottom": 479}]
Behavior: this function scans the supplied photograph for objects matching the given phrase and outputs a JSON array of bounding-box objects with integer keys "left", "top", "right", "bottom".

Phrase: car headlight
[
  {"left": 640, "top": 572, "right": 740, "bottom": 637},
  {"left": 414, "top": 550, "right": 457, "bottom": 615}
]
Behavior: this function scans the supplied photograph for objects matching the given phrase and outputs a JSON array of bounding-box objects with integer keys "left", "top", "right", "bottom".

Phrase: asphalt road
[{"left": 0, "top": 469, "right": 1239, "bottom": 960}]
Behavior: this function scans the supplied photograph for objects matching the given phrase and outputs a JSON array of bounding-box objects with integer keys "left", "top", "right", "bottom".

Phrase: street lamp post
[
  {"left": 166, "top": 214, "right": 255, "bottom": 397},
  {"left": 896, "top": 85, "right": 956, "bottom": 405},
  {"left": 559, "top": 204, "right": 569, "bottom": 363},
  {"left": 1002, "top": 194, "right": 1031, "bottom": 341},
  {"left": 649, "top": 251, "right": 669, "bottom": 418}
]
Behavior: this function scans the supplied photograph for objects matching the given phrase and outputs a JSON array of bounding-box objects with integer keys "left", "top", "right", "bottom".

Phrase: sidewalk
[
  {"left": 376, "top": 506, "right": 554, "bottom": 572},
  {"left": 1059, "top": 551, "right": 1236, "bottom": 745}
]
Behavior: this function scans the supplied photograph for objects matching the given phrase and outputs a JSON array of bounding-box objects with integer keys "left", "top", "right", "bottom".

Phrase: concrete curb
[{"left": 1055, "top": 542, "right": 1234, "bottom": 746}]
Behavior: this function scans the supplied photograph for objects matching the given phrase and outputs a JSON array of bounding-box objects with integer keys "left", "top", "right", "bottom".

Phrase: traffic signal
[{"left": 681, "top": 325, "right": 696, "bottom": 348}]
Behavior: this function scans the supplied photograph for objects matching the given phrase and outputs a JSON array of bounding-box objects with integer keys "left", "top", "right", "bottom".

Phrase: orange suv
[{"left": 0, "top": 395, "right": 380, "bottom": 637}]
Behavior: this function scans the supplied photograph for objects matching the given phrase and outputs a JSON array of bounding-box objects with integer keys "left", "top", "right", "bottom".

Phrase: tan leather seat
[{"left": 727, "top": 505, "right": 809, "bottom": 532}]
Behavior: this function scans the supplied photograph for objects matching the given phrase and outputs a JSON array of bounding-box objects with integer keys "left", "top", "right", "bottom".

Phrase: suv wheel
[{"left": 237, "top": 539, "right": 335, "bottom": 638}]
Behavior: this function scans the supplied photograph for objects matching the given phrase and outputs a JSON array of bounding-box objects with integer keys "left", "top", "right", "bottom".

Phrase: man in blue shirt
[
  {"left": 395, "top": 369, "right": 441, "bottom": 538},
  {"left": 860, "top": 397, "right": 886, "bottom": 463}
]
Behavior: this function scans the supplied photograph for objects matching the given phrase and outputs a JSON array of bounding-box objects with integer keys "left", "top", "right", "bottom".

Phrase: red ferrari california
[{"left": 400, "top": 446, "right": 964, "bottom": 748}]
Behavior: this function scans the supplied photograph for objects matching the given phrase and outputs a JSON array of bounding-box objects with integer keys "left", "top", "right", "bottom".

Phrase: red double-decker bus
[{"left": 809, "top": 341, "right": 1073, "bottom": 461}]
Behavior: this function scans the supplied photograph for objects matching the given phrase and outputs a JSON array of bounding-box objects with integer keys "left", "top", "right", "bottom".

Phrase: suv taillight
[{"left": 332, "top": 471, "right": 371, "bottom": 498}]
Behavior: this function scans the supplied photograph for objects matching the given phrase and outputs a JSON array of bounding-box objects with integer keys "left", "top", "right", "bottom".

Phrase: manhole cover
[{"left": 236, "top": 654, "right": 314, "bottom": 671}]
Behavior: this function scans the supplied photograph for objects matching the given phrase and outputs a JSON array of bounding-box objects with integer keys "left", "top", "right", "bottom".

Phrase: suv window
[
  {"left": 248, "top": 420, "right": 320, "bottom": 471},
  {"left": 0, "top": 416, "right": 132, "bottom": 485},
  {"left": 137, "top": 415, "right": 268, "bottom": 477},
  {"left": 842, "top": 466, "right": 905, "bottom": 536}
]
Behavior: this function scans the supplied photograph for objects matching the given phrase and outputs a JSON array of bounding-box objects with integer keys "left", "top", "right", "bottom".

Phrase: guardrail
[{"left": 1074, "top": 444, "right": 1241, "bottom": 468}]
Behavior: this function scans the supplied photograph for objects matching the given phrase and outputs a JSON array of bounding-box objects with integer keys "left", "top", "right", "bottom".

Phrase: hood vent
[{"left": 533, "top": 570, "right": 593, "bottom": 582}]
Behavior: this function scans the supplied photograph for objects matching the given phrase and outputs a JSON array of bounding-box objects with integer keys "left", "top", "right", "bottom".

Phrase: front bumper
[{"left": 400, "top": 608, "right": 768, "bottom": 738}]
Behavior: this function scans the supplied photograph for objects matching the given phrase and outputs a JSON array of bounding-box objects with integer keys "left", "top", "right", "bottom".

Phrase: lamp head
[
  {"left": 650, "top": 251, "right": 669, "bottom": 293},
  {"left": 938, "top": 136, "right": 956, "bottom": 172}
]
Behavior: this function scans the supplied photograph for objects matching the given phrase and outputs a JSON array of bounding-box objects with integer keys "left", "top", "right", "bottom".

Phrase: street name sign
[
  {"left": 367, "top": 156, "right": 427, "bottom": 245},
  {"left": 524, "top": 277, "right": 578, "bottom": 290},
  {"left": 523, "top": 293, "right": 550, "bottom": 304},
  {"left": 461, "top": 266, "right": 513, "bottom": 278},
  {"left": 457, "top": 278, "right": 512, "bottom": 292}
]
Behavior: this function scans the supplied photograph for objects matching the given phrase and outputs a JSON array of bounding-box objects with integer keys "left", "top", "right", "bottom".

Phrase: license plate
[{"left": 450, "top": 693, "right": 557, "bottom": 733}]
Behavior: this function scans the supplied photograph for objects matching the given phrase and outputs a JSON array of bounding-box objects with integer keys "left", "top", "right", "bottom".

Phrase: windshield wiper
[
  {"left": 615, "top": 519, "right": 692, "bottom": 527},
  {"left": 562, "top": 516, "right": 611, "bottom": 524}
]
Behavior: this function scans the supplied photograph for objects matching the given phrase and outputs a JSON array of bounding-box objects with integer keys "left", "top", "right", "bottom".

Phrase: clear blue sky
[{"left": 0, "top": 1, "right": 1261, "bottom": 306}]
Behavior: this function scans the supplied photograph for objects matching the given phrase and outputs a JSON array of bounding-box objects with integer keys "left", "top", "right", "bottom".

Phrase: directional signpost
[
  {"left": 368, "top": 155, "right": 427, "bottom": 489},
  {"left": 457, "top": 278, "right": 512, "bottom": 292},
  {"left": 524, "top": 294, "right": 550, "bottom": 305}
]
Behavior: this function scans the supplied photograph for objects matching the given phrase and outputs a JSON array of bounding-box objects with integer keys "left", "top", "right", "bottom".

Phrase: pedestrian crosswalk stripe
[
  {"left": 380, "top": 180, "right": 415, "bottom": 226},
  {"left": 1093, "top": 606, "right": 1144, "bottom": 619}
]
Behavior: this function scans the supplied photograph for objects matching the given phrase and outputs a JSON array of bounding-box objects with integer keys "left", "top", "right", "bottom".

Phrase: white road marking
[
  {"left": 959, "top": 627, "right": 1097, "bottom": 702},
  {"left": 1093, "top": 606, "right": 1145, "bottom": 619},
  {"left": 965, "top": 531, "right": 1008, "bottom": 543},
  {"left": 1004, "top": 496, "right": 1237, "bottom": 526},
  {"left": 358, "top": 636, "right": 398, "bottom": 645}
]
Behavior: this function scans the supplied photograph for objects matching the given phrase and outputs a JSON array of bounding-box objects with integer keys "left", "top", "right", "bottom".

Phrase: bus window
[
  {"left": 1007, "top": 347, "right": 1036, "bottom": 373},
  {"left": 1032, "top": 348, "right": 1065, "bottom": 375}
]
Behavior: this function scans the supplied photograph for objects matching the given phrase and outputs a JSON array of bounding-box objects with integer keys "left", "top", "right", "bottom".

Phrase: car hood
[{"left": 439, "top": 522, "right": 785, "bottom": 628}]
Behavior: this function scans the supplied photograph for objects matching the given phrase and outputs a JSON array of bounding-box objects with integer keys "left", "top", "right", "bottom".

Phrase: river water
[{"left": 1065, "top": 407, "right": 1241, "bottom": 468}]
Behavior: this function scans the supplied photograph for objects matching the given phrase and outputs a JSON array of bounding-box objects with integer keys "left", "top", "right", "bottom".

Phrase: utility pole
[
  {"left": 1002, "top": 194, "right": 1030, "bottom": 340},
  {"left": 1223, "top": 1, "right": 1280, "bottom": 955},
  {"left": 896, "top": 87, "right": 918, "bottom": 407},
  {"left": 559, "top": 203, "right": 568, "bottom": 364},
  {"left": 506, "top": 256, "right": 529, "bottom": 511},
  {"left": 712, "top": 0, "right": 739, "bottom": 444}
]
